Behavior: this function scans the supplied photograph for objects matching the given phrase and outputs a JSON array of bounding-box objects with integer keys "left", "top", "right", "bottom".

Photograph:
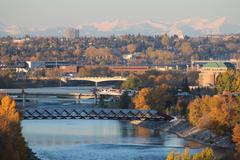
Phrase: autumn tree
[
  {"left": 188, "top": 98, "right": 204, "bottom": 126},
  {"left": 191, "top": 147, "right": 215, "bottom": 160},
  {"left": 1, "top": 55, "right": 10, "bottom": 65},
  {"left": 121, "top": 76, "right": 142, "bottom": 90},
  {"left": 132, "top": 85, "right": 177, "bottom": 112},
  {"left": 73, "top": 47, "right": 82, "bottom": 57},
  {"left": 149, "top": 84, "right": 177, "bottom": 112},
  {"left": 166, "top": 150, "right": 175, "bottom": 160},
  {"left": 0, "top": 96, "right": 28, "bottom": 160},
  {"left": 146, "top": 49, "right": 175, "bottom": 64},
  {"left": 85, "top": 47, "right": 97, "bottom": 58},
  {"left": 179, "top": 41, "right": 193, "bottom": 55},
  {"left": 78, "top": 66, "right": 114, "bottom": 77},
  {"left": 233, "top": 124, "right": 240, "bottom": 153},
  {"left": 160, "top": 34, "right": 170, "bottom": 48},
  {"left": 188, "top": 95, "right": 240, "bottom": 134},
  {"left": 127, "top": 44, "right": 137, "bottom": 54},
  {"left": 215, "top": 70, "right": 240, "bottom": 94},
  {"left": 166, "top": 147, "right": 215, "bottom": 160},
  {"left": 133, "top": 88, "right": 152, "bottom": 110}
]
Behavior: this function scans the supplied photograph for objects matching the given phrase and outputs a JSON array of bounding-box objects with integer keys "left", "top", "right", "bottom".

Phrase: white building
[
  {"left": 26, "top": 61, "right": 45, "bottom": 69},
  {"left": 122, "top": 54, "right": 133, "bottom": 60}
]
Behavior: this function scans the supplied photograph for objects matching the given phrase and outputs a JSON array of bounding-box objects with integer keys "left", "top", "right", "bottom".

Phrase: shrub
[{"left": 166, "top": 147, "right": 215, "bottom": 160}]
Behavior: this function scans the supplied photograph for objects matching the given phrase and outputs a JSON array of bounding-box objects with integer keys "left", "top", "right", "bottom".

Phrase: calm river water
[
  {"left": 5, "top": 86, "right": 232, "bottom": 159},
  {"left": 22, "top": 120, "right": 204, "bottom": 160}
]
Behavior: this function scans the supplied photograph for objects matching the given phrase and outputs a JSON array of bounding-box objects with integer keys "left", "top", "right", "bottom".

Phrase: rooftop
[{"left": 202, "top": 62, "right": 235, "bottom": 69}]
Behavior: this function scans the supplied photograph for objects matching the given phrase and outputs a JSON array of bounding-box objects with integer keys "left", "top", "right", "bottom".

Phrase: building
[
  {"left": 151, "top": 65, "right": 179, "bottom": 71},
  {"left": 109, "top": 66, "right": 150, "bottom": 74},
  {"left": 59, "top": 65, "right": 78, "bottom": 74},
  {"left": 191, "top": 59, "right": 240, "bottom": 71},
  {"left": 199, "top": 62, "right": 235, "bottom": 87},
  {"left": 26, "top": 61, "right": 45, "bottom": 69},
  {"left": 122, "top": 54, "right": 133, "bottom": 60},
  {"left": 64, "top": 28, "right": 79, "bottom": 39},
  {"left": 45, "top": 61, "right": 74, "bottom": 68}
]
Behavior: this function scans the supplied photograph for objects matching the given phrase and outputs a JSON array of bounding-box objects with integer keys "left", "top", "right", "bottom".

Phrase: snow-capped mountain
[{"left": 0, "top": 17, "right": 239, "bottom": 37}]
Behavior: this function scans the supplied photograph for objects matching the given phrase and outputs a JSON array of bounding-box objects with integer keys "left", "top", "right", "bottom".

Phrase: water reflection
[{"left": 22, "top": 120, "right": 204, "bottom": 160}]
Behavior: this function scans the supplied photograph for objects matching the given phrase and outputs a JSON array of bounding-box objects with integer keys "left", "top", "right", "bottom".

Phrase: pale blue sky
[{"left": 0, "top": 0, "right": 239, "bottom": 28}]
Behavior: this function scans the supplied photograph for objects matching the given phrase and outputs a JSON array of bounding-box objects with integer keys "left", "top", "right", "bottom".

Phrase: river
[
  {"left": 22, "top": 119, "right": 204, "bottom": 160},
  {"left": 3, "top": 86, "right": 229, "bottom": 159}
]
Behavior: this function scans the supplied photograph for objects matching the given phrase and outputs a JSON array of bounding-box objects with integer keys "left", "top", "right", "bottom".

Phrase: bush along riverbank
[{"left": 0, "top": 95, "right": 40, "bottom": 160}]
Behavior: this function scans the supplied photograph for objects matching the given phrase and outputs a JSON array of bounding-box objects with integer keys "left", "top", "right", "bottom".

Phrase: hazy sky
[{"left": 0, "top": 0, "right": 239, "bottom": 28}]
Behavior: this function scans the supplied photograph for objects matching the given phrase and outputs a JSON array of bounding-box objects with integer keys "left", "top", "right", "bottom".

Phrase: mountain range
[{"left": 0, "top": 17, "right": 239, "bottom": 37}]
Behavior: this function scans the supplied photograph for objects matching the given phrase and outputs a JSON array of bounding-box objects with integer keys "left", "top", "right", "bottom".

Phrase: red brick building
[{"left": 109, "top": 66, "right": 149, "bottom": 74}]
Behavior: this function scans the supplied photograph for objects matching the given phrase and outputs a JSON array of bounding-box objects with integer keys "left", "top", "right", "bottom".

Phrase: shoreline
[
  {"left": 27, "top": 148, "right": 41, "bottom": 160},
  {"left": 130, "top": 119, "right": 235, "bottom": 149}
]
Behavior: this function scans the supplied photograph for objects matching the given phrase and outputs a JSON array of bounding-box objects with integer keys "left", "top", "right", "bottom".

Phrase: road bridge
[
  {"left": 2, "top": 89, "right": 95, "bottom": 106},
  {"left": 61, "top": 76, "right": 127, "bottom": 86},
  {"left": 21, "top": 108, "right": 174, "bottom": 121}
]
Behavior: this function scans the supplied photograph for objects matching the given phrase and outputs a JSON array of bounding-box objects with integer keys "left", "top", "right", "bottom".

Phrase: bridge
[
  {"left": 3, "top": 89, "right": 95, "bottom": 106},
  {"left": 60, "top": 76, "right": 127, "bottom": 86},
  {"left": 21, "top": 108, "right": 174, "bottom": 121}
]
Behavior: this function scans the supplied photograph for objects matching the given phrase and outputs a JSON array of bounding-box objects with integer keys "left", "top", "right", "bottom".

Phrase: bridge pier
[
  {"left": 94, "top": 93, "right": 98, "bottom": 105},
  {"left": 76, "top": 94, "right": 81, "bottom": 104},
  {"left": 21, "top": 89, "right": 26, "bottom": 107},
  {"left": 95, "top": 82, "right": 98, "bottom": 87}
]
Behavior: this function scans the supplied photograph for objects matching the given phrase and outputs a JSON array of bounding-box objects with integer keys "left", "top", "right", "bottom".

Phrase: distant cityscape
[
  {"left": 1, "top": 32, "right": 240, "bottom": 89},
  {"left": 1, "top": 0, "right": 240, "bottom": 159}
]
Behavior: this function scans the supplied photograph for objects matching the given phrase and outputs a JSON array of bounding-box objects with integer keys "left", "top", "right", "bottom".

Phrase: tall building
[{"left": 64, "top": 28, "right": 79, "bottom": 39}]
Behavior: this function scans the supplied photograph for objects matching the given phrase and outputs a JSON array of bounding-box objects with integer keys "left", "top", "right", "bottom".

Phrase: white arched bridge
[{"left": 60, "top": 76, "right": 127, "bottom": 86}]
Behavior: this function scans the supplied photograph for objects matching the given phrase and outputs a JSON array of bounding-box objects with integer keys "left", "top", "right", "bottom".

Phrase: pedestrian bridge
[
  {"left": 21, "top": 108, "right": 173, "bottom": 121},
  {"left": 60, "top": 76, "right": 127, "bottom": 85}
]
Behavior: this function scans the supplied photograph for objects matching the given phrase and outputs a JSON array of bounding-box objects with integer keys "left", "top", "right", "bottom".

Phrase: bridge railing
[{"left": 22, "top": 108, "right": 173, "bottom": 121}]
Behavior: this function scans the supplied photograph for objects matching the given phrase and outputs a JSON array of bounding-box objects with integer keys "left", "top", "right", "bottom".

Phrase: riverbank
[
  {"left": 27, "top": 148, "right": 41, "bottom": 160},
  {"left": 131, "top": 119, "right": 235, "bottom": 149}
]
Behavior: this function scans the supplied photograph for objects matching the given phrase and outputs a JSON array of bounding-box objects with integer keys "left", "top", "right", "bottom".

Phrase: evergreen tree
[
  {"left": 119, "top": 91, "right": 131, "bottom": 109},
  {"left": 182, "top": 78, "right": 190, "bottom": 92}
]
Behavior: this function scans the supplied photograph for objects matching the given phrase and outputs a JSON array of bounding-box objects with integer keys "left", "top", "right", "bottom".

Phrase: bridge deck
[{"left": 21, "top": 108, "right": 173, "bottom": 121}]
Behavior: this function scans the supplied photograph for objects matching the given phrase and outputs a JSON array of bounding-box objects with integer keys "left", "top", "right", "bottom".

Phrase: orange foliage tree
[
  {"left": 188, "top": 98, "right": 203, "bottom": 126},
  {"left": 166, "top": 147, "right": 215, "bottom": 160},
  {"left": 0, "top": 96, "right": 28, "bottom": 160},
  {"left": 133, "top": 88, "right": 152, "bottom": 110},
  {"left": 233, "top": 124, "right": 240, "bottom": 153},
  {"left": 188, "top": 95, "right": 240, "bottom": 134}
]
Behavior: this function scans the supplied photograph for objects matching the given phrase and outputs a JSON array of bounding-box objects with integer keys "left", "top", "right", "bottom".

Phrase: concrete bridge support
[
  {"left": 75, "top": 94, "right": 81, "bottom": 104},
  {"left": 21, "top": 89, "right": 26, "bottom": 107}
]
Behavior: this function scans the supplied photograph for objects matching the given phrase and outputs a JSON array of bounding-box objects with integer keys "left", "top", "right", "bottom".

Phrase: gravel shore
[{"left": 131, "top": 119, "right": 235, "bottom": 149}]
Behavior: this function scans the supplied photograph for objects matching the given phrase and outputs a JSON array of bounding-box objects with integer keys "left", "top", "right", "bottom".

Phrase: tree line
[
  {"left": 0, "top": 34, "right": 239, "bottom": 66},
  {"left": 120, "top": 69, "right": 240, "bottom": 155}
]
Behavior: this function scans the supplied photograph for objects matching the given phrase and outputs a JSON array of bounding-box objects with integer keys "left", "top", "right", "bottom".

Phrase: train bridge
[{"left": 21, "top": 108, "right": 174, "bottom": 121}]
